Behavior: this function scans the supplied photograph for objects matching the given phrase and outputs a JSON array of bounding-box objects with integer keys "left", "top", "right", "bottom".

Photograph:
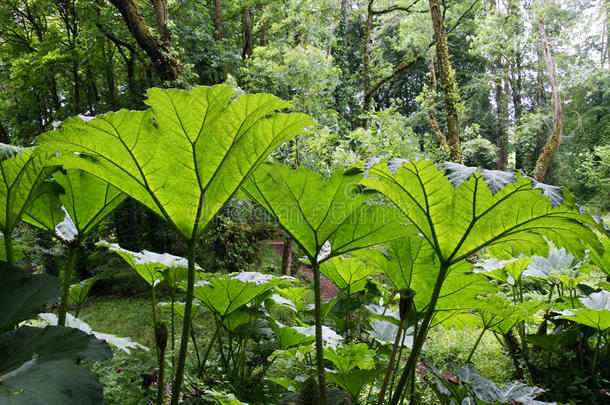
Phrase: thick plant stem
[
  {"left": 170, "top": 240, "right": 196, "bottom": 405},
  {"left": 312, "top": 261, "right": 327, "bottom": 405},
  {"left": 389, "top": 264, "right": 448, "bottom": 405},
  {"left": 466, "top": 327, "right": 487, "bottom": 363},
  {"left": 345, "top": 286, "right": 351, "bottom": 342},
  {"left": 202, "top": 328, "right": 219, "bottom": 377},
  {"left": 190, "top": 323, "right": 202, "bottom": 377},
  {"left": 4, "top": 234, "right": 14, "bottom": 265},
  {"left": 155, "top": 322, "right": 168, "bottom": 405},
  {"left": 58, "top": 244, "right": 79, "bottom": 326},
  {"left": 377, "top": 317, "right": 405, "bottom": 405},
  {"left": 592, "top": 333, "right": 602, "bottom": 374}
]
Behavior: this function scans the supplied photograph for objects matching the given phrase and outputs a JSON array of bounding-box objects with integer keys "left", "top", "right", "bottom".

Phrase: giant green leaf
[
  {"left": 191, "top": 271, "right": 294, "bottom": 317},
  {"left": 559, "top": 290, "right": 610, "bottom": 331},
  {"left": 38, "top": 86, "right": 315, "bottom": 240},
  {"left": 320, "top": 256, "right": 378, "bottom": 293},
  {"left": 55, "top": 170, "right": 125, "bottom": 238},
  {"left": 324, "top": 343, "right": 380, "bottom": 399},
  {"left": 68, "top": 277, "right": 97, "bottom": 306},
  {"left": 99, "top": 241, "right": 193, "bottom": 286},
  {"left": 323, "top": 342, "right": 375, "bottom": 373},
  {"left": 0, "top": 261, "right": 61, "bottom": 330},
  {"left": 242, "top": 163, "right": 413, "bottom": 262},
  {"left": 475, "top": 256, "right": 535, "bottom": 285},
  {"left": 559, "top": 308, "right": 610, "bottom": 332},
  {"left": 0, "top": 325, "right": 111, "bottom": 405},
  {"left": 326, "top": 368, "right": 383, "bottom": 399},
  {"left": 522, "top": 247, "right": 584, "bottom": 282},
  {"left": 269, "top": 321, "right": 315, "bottom": 349},
  {"left": 427, "top": 362, "right": 553, "bottom": 405},
  {"left": 362, "top": 159, "right": 604, "bottom": 263},
  {"left": 24, "top": 170, "right": 125, "bottom": 243},
  {"left": 356, "top": 237, "right": 495, "bottom": 313},
  {"left": 0, "top": 146, "right": 56, "bottom": 246},
  {"left": 359, "top": 159, "right": 604, "bottom": 404},
  {"left": 21, "top": 181, "right": 64, "bottom": 234}
]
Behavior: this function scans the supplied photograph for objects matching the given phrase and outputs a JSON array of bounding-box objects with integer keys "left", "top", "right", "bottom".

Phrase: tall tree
[
  {"left": 532, "top": 18, "right": 562, "bottom": 181},
  {"left": 428, "top": 0, "right": 463, "bottom": 162},
  {"left": 213, "top": 0, "right": 223, "bottom": 40},
  {"left": 242, "top": 7, "right": 253, "bottom": 59}
]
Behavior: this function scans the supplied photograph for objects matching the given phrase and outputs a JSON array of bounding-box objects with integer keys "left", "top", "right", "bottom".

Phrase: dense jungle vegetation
[{"left": 0, "top": 0, "right": 609, "bottom": 404}]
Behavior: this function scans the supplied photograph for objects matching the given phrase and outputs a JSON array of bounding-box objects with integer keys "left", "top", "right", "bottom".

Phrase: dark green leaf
[
  {"left": 0, "top": 262, "right": 61, "bottom": 329},
  {"left": 0, "top": 325, "right": 111, "bottom": 405}
]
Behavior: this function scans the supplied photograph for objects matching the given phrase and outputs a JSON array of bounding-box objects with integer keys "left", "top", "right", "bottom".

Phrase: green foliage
[
  {"left": 244, "top": 44, "right": 340, "bottom": 126},
  {"left": 425, "top": 326, "right": 513, "bottom": 383},
  {"left": 462, "top": 136, "right": 498, "bottom": 169},
  {"left": 572, "top": 145, "right": 610, "bottom": 212}
]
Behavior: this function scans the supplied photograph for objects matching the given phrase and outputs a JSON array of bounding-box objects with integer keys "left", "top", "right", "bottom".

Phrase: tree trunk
[
  {"left": 214, "top": 0, "right": 223, "bottom": 40},
  {"left": 72, "top": 62, "right": 81, "bottom": 112},
  {"left": 242, "top": 8, "right": 253, "bottom": 59},
  {"left": 428, "top": 0, "right": 462, "bottom": 163},
  {"left": 425, "top": 56, "right": 450, "bottom": 152},
  {"left": 532, "top": 20, "right": 562, "bottom": 182},
  {"left": 362, "top": 0, "right": 374, "bottom": 118},
  {"left": 602, "top": 0, "right": 609, "bottom": 68},
  {"left": 0, "top": 120, "right": 9, "bottom": 144},
  {"left": 510, "top": 48, "right": 523, "bottom": 168},
  {"left": 108, "top": 0, "right": 182, "bottom": 83},
  {"left": 152, "top": 0, "right": 170, "bottom": 42},
  {"left": 104, "top": 44, "right": 118, "bottom": 110},
  {"left": 495, "top": 58, "right": 509, "bottom": 170},
  {"left": 281, "top": 238, "right": 293, "bottom": 276}
]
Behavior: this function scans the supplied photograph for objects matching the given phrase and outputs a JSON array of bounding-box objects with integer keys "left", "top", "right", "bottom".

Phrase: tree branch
[
  {"left": 371, "top": 0, "right": 423, "bottom": 15},
  {"left": 447, "top": 0, "right": 478, "bottom": 35}
]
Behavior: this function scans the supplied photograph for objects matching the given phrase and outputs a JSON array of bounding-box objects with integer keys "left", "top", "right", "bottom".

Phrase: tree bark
[
  {"left": 495, "top": 58, "right": 509, "bottom": 170},
  {"left": 108, "top": 0, "right": 182, "bottom": 83},
  {"left": 532, "top": 20, "right": 562, "bottom": 182},
  {"left": 151, "top": 0, "right": 170, "bottom": 42},
  {"left": 428, "top": 0, "right": 462, "bottom": 163},
  {"left": 214, "top": 0, "right": 223, "bottom": 40},
  {"left": 425, "top": 56, "right": 450, "bottom": 152},
  {"left": 281, "top": 238, "right": 293, "bottom": 276},
  {"left": 511, "top": 50, "right": 524, "bottom": 169},
  {"left": 242, "top": 7, "right": 253, "bottom": 59},
  {"left": 104, "top": 43, "right": 118, "bottom": 110},
  {"left": 0, "top": 120, "right": 9, "bottom": 144},
  {"left": 362, "top": 0, "right": 374, "bottom": 118}
]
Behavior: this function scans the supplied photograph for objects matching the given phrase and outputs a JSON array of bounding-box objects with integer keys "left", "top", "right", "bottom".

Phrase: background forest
[
  {"left": 0, "top": 1, "right": 609, "bottom": 405},
  {"left": 1, "top": 0, "right": 608, "bottom": 209}
]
